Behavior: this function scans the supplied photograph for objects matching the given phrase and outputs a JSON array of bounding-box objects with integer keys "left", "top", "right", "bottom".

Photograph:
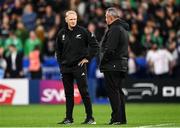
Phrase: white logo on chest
[
  {"left": 76, "top": 34, "right": 82, "bottom": 39},
  {"left": 81, "top": 72, "right": 85, "bottom": 76},
  {"left": 62, "top": 34, "right": 65, "bottom": 40}
]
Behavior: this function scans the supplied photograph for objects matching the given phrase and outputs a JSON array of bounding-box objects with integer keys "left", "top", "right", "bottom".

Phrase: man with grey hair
[
  {"left": 99, "top": 7, "right": 129, "bottom": 125},
  {"left": 105, "top": 7, "right": 121, "bottom": 18},
  {"left": 56, "top": 10, "right": 98, "bottom": 125}
]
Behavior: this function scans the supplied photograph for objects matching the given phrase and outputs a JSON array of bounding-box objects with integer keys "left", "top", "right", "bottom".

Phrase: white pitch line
[
  {"left": 137, "top": 123, "right": 176, "bottom": 128},
  {"left": 1, "top": 124, "right": 179, "bottom": 128}
]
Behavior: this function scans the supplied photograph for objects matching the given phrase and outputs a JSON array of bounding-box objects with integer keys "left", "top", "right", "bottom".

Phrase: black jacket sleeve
[
  {"left": 55, "top": 30, "right": 63, "bottom": 63},
  {"left": 17, "top": 52, "right": 23, "bottom": 72},
  {"left": 103, "top": 26, "right": 121, "bottom": 61},
  {"left": 85, "top": 29, "right": 99, "bottom": 61}
]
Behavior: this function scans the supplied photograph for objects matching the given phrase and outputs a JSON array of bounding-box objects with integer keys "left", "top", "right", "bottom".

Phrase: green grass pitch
[{"left": 0, "top": 103, "right": 180, "bottom": 127}]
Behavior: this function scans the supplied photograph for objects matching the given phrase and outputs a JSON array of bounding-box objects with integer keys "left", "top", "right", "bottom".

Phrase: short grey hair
[{"left": 106, "top": 7, "right": 120, "bottom": 18}]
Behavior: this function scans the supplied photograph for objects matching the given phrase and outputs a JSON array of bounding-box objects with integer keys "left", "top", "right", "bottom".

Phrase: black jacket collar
[{"left": 109, "top": 19, "right": 129, "bottom": 31}]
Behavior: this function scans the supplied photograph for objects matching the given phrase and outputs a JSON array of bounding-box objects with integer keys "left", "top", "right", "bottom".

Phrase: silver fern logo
[{"left": 62, "top": 34, "right": 65, "bottom": 40}]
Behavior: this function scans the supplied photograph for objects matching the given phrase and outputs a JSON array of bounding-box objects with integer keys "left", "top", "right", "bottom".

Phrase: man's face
[
  {"left": 9, "top": 46, "right": 16, "bottom": 53},
  {"left": 66, "top": 13, "right": 77, "bottom": 28},
  {"left": 105, "top": 12, "right": 112, "bottom": 25}
]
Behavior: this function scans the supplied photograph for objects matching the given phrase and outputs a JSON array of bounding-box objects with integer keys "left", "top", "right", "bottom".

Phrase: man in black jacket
[
  {"left": 99, "top": 7, "right": 129, "bottom": 125},
  {"left": 55, "top": 10, "right": 99, "bottom": 124},
  {"left": 5, "top": 44, "right": 24, "bottom": 78}
]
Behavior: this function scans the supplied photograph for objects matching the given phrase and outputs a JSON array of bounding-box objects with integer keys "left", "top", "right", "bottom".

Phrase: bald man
[{"left": 55, "top": 10, "right": 99, "bottom": 124}]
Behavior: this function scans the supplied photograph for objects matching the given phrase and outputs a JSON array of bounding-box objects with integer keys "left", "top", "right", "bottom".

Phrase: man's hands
[{"left": 78, "top": 58, "right": 89, "bottom": 67}]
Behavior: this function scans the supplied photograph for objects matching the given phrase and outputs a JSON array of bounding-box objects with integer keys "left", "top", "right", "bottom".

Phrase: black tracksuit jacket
[
  {"left": 100, "top": 19, "right": 129, "bottom": 72},
  {"left": 55, "top": 25, "right": 99, "bottom": 72}
]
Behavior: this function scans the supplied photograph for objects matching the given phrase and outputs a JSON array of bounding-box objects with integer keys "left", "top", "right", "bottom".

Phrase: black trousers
[
  {"left": 103, "top": 71, "right": 127, "bottom": 123},
  {"left": 61, "top": 65, "right": 93, "bottom": 119},
  {"left": 30, "top": 68, "right": 42, "bottom": 79}
]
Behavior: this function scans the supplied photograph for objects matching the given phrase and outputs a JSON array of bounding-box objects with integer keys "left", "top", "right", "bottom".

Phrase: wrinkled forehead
[
  {"left": 105, "top": 11, "right": 109, "bottom": 16},
  {"left": 66, "top": 14, "right": 77, "bottom": 20},
  {"left": 105, "top": 11, "right": 111, "bottom": 18}
]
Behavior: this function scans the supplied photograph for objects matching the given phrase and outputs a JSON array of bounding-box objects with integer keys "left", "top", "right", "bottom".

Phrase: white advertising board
[{"left": 0, "top": 79, "right": 29, "bottom": 105}]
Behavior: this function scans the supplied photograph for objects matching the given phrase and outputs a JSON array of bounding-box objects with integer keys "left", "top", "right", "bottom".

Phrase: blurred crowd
[{"left": 0, "top": 0, "right": 180, "bottom": 79}]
